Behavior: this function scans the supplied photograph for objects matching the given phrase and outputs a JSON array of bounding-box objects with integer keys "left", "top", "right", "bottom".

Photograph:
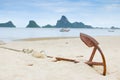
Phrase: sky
[{"left": 0, "top": 0, "right": 120, "bottom": 28}]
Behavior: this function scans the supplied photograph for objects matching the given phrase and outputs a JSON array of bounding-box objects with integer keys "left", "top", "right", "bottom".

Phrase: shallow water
[{"left": 0, "top": 28, "right": 120, "bottom": 42}]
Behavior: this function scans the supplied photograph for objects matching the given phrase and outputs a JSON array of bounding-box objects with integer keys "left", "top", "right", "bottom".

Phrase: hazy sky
[{"left": 0, "top": 0, "right": 120, "bottom": 28}]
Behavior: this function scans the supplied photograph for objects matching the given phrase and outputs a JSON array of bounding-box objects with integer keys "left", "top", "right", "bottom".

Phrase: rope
[
  {"left": 0, "top": 46, "right": 21, "bottom": 52},
  {"left": 0, "top": 46, "right": 33, "bottom": 54}
]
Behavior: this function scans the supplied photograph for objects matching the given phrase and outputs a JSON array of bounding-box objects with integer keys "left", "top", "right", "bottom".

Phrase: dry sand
[{"left": 0, "top": 36, "right": 120, "bottom": 80}]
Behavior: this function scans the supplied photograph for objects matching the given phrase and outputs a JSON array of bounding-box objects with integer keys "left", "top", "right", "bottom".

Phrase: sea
[{"left": 0, "top": 28, "right": 120, "bottom": 42}]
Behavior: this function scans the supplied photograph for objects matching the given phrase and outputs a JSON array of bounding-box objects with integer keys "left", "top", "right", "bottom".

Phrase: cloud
[
  {"left": 103, "top": 3, "right": 120, "bottom": 11},
  {"left": 0, "top": 0, "right": 120, "bottom": 27},
  {"left": 26, "top": 0, "right": 94, "bottom": 14},
  {"left": 0, "top": 0, "right": 97, "bottom": 14}
]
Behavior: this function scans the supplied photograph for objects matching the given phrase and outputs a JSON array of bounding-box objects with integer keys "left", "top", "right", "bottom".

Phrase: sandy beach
[{"left": 0, "top": 36, "right": 120, "bottom": 80}]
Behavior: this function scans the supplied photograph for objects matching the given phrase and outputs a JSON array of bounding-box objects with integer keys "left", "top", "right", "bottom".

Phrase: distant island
[
  {"left": 0, "top": 21, "right": 16, "bottom": 28},
  {"left": 0, "top": 15, "right": 119, "bottom": 29},
  {"left": 42, "top": 15, "right": 93, "bottom": 28},
  {"left": 26, "top": 20, "right": 40, "bottom": 28}
]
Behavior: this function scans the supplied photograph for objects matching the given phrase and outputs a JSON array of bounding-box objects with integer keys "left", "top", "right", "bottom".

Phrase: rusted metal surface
[
  {"left": 80, "top": 33, "right": 107, "bottom": 76},
  {"left": 55, "top": 57, "right": 79, "bottom": 63}
]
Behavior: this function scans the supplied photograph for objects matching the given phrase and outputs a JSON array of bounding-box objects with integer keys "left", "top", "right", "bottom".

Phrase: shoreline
[
  {"left": 15, "top": 37, "right": 79, "bottom": 41},
  {"left": 14, "top": 35, "right": 120, "bottom": 41}
]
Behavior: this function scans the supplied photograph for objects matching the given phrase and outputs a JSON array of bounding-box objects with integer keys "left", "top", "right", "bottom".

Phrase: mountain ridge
[{"left": 43, "top": 15, "right": 93, "bottom": 28}]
